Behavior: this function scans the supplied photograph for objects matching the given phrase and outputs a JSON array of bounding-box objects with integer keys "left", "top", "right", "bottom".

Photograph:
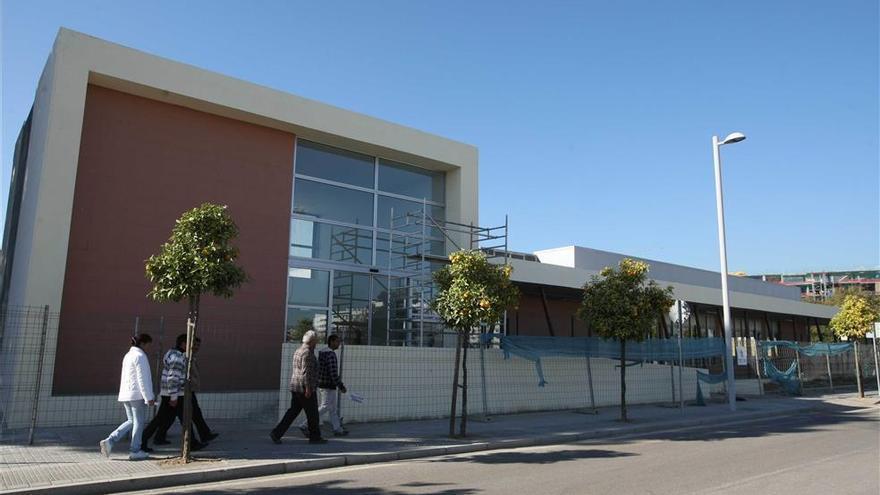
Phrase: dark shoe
[
  {"left": 154, "top": 438, "right": 170, "bottom": 445},
  {"left": 141, "top": 446, "right": 154, "bottom": 453},
  {"left": 269, "top": 432, "right": 282, "bottom": 444},
  {"left": 191, "top": 442, "right": 207, "bottom": 451},
  {"left": 299, "top": 426, "right": 309, "bottom": 438},
  {"left": 333, "top": 430, "right": 349, "bottom": 437},
  {"left": 309, "top": 438, "right": 328, "bottom": 444},
  {"left": 202, "top": 432, "right": 219, "bottom": 442}
]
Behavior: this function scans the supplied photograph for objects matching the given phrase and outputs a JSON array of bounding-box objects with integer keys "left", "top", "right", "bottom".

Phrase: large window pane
[
  {"left": 294, "top": 179, "right": 374, "bottom": 226},
  {"left": 287, "top": 267, "right": 329, "bottom": 307},
  {"left": 375, "top": 234, "right": 445, "bottom": 269},
  {"left": 378, "top": 159, "right": 444, "bottom": 202},
  {"left": 377, "top": 196, "right": 444, "bottom": 234},
  {"left": 332, "top": 271, "right": 371, "bottom": 345},
  {"left": 290, "top": 219, "right": 373, "bottom": 265},
  {"left": 295, "top": 140, "right": 374, "bottom": 188},
  {"left": 370, "top": 276, "right": 390, "bottom": 346},
  {"left": 286, "top": 307, "right": 328, "bottom": 343}
]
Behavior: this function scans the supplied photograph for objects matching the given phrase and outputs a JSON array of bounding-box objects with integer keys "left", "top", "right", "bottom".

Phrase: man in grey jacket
[{"left": 270, "top": 330, "right": 326, "bottom": 444}]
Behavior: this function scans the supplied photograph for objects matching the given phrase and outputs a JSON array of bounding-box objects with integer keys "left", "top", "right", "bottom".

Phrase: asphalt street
[{"left": 129, "top": 404, "right": 879, "bottom": 495}]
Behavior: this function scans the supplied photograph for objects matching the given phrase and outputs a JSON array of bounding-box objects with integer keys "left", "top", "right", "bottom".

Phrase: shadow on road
[
  {"left": 610, "top": 402, "right": 878, "bottom": 444},
  {"left": 155, "top": 478, "right": 482, "bottom": 495},
  {"left": 436, "top": 448, "right": 637, "bottom": 465}
]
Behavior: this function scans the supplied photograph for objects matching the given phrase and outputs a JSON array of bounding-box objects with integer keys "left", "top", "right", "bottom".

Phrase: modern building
[
  {"left": 1, "top": 30, "right": 837, "bottom": 427},
  {"left": 749, "top": 270, "right": 880, "bottom": 302}
]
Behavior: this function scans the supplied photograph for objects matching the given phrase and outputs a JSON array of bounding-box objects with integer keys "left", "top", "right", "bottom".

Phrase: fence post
[
  {"left": 585, "top": 354, "right": 597, "bottom": 412},
  {"left": 28, "top": 305, "right": 50, "bottom": 446},
  {"left": 854, "top": 341, "right": 863, "bottom": 398},
  {"left": 794, "top": 348, "right": 804, "bottom": 395},
  {"left": 479, "top": 341, "right": 490, "bottom": 420},
  {"left": 754, "top": 339, "right": 764, "bottom": 395},
  {"left": 825, "top": 354, "right": 834, "bottom": 393},
  {"left": 872, "top": 329, "right": 880, "bottom": 397},
  {"left": 337, "top": 327, "right": 346, "bottom": 423},
  {"left": 677, "top": 303, "right": 684, "bottom": 411}
]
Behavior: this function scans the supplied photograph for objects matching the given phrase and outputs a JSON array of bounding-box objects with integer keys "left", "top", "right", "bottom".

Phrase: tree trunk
[
  {"left": 181, "top": 294, "right": 199, "bottom": 461},
  {"left": 620, "top": 338, "right": 628, "bottom": 422},
  {"left": 854, "top": 340, "right": 864, "bottom": 398},
  {"left": 449, "top": 331, "right": 463, "bottom": 437},
  {"left": 460, "top": 333, "right": 468, "bottom": 437}
]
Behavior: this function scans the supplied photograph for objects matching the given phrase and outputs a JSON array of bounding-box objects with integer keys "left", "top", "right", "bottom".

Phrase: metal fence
[
  {"left": 761, "top": 340, "right": 879, "bottom": 395},
  {"left": 3, "top": 304, "right": 878, "bottom": 446}
]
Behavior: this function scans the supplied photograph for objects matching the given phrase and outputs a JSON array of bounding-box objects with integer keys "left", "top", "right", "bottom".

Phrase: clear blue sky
[{"left": 2, "top": 0, "right": 877, "bottom": 274}]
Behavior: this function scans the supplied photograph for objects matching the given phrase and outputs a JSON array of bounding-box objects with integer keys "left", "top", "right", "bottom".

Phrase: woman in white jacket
[{"left": 100, "top": 334, "right": 156, "bottom": 460}]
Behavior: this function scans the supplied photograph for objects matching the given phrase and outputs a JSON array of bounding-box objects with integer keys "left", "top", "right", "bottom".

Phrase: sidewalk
[{"left": 1, "top": 393, "right": 875, "bottom": 494}]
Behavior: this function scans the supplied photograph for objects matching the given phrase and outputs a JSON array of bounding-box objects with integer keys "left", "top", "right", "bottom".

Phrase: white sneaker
[
  {"left": 128, "top": 450, "right": 149, "bottom": 461},
  {"left": 99, "top": 439, "right": 112, "bottom": 458}
]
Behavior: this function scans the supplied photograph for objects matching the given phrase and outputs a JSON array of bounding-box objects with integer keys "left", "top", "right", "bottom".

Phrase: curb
[{"left": 4, "top": 405, "right": 818, "bottom": 495}]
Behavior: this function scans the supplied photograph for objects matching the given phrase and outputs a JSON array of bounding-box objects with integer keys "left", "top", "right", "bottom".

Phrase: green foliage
[
  {"left": 431, "top": 250, "right": 520, "bottom": 332},
  {"left": 145, "top": 203, "right": 247, "bottom": 303},
  {"left": 820, "top": 286, "right": 880, "bottom": 314},
  {"left": 830, "top": 294, "right": 879, "bottom": 340},
  {"left": 286, "top": 318, "right": 314, "bottom": 343},
  {"left": 578, "top": 258, "right": 674, "bottom": 342}
]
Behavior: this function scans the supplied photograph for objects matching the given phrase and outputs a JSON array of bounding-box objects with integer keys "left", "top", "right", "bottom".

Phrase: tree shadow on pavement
[
  {"left": 157, "top": 479, "right": 481, "bottom": 495},
  {"left": 436, "top": 448, "right": 637, "bottom": 465}
]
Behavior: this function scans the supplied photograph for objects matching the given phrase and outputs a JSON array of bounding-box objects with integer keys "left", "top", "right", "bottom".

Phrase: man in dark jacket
[{"left": 270, "top": 330, "right": 326, "bottom": 444}]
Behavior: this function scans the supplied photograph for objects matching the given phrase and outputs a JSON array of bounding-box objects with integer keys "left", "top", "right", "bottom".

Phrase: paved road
[{"left": 131, "top": 405, "right": 879, "bottom": 495}]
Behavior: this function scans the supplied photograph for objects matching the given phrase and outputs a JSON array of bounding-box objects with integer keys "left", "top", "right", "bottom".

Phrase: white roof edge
[
  {"left": 502, "top": 258, "right": 838, "bottom": 319},
  {"left": 54, "top": 28, "right": 478, "bottom": 171}
]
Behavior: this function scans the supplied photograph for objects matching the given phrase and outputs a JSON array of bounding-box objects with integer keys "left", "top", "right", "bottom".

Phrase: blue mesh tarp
[
  {"left": 760, "top": 340, "right": 853, "bottom": 357},
  {"left": 763, "top": 359, "right": 800, "bottom": 394},
  {"left": 481, "top": 334, "right": 725, "bottom": 386},
  {"left": 758, "top": 340, "right": 853, "bottom": 394},
  {"left": 695, "top": 370, "right": 728, "bottom": 405}
]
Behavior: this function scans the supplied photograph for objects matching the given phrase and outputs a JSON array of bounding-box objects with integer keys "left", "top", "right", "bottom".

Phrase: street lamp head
[{"left": 720, "top": 132, "right": 746, "bottom": 145}]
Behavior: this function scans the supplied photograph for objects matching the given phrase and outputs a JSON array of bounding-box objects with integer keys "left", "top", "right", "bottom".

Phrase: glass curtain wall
[{"left": 285, "top": 139, "right": 446, "bottom": 345}]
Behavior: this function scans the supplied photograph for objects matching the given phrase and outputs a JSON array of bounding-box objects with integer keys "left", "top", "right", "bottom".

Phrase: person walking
[
  {"left": 153, "top": 336, "right": 218, "bottom": 443},
  {"left": 270, "top": 330, "right": 326, "bottom": 444},
  {"left": 298, "top": 334, "right": 348, "bottom": 436},
  {"left": 100, "top": 334, "right": 156, "bottom": 460},
  {"left": 141, "top": 334, "right": 206, "bottom": 451}
]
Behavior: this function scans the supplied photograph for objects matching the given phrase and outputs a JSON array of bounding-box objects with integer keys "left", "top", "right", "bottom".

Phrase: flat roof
[{"left": 497, "top": 246, "right": 837, "bottom": 319}]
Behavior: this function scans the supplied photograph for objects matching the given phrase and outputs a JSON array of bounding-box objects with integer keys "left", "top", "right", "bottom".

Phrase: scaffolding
[{"left": 386, "top": 199, "right": 510, "bottom": 347}]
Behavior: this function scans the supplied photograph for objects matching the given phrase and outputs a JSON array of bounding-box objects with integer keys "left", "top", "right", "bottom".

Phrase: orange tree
[
  {"left": 830, "top": 294, "right": 879, "bottom": 398},
  {"left": 432, "top": 250, "right": 519, "bottom": 437},
  {"left": 145, "top": 203, "right": 247, "bottom": 460},
  {"left": 578, "top": 259, "right": 673, "bottom": 422}
]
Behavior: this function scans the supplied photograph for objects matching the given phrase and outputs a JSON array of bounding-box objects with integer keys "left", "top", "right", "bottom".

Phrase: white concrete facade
[{"left": 519, "top": 246, "right": 837, "bottom": 319}]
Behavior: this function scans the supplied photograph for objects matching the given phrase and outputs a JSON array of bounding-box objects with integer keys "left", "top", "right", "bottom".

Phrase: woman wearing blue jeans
[{"left": 100, "top": 334, "right": 156, "bottom": 460}]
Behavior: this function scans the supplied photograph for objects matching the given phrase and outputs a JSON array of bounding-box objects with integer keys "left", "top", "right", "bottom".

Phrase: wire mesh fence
[
  {"left": 3, "top": 303, "right": 878, "bottom": 446},
  {"left": 761, "top": 340, "right": 879, "bottom": 395}
]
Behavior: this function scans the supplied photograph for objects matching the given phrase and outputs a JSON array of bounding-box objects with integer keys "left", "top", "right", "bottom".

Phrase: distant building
[{"left": 749, "top": 270, "right": 880, "bottom": 302}]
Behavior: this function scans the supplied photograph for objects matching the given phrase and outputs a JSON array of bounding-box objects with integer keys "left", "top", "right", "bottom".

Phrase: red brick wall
[{"left": 53, "top": 85, "right": 295, "bottom": 394}]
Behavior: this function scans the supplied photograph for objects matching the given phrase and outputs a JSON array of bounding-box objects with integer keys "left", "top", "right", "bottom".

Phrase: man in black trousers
[
  {"left": 152, "top": 336, "right": 218, "bottom": 444},
  {"left": 270, "top": 330, "right": 326, "bottom": 444},
  {"left": 140, "top": 334, "right": 206, "bottom": 452}
]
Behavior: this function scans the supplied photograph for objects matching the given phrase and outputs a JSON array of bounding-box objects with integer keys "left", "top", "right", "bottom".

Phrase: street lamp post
[{"left": 712, "top": 132, "right": 745, "bottom": 412}]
